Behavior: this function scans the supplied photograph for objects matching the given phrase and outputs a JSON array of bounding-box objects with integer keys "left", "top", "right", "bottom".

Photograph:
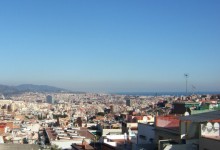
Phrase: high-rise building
[
  {"left": 126, "top": 99, "right": 132, "bottom": 107},
  {"left": 46, "top": 95, "right": 53, "bottom": 104}
]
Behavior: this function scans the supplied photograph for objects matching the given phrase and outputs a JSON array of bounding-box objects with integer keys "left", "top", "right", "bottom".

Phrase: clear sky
[{"left": 0, "top": 0, "right": 220, "bottom": 92}]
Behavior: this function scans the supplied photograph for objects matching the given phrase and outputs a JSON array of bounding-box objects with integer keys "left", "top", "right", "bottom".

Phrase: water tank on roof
[
  {"left": 214, "top": 122, "right": 219, "bottom": 130},
  {"left": 206, "top": 122, "right": 213, "bottom": 131},
  {"left": 184, "top": 112, "right": 189, "bottom": 116}
]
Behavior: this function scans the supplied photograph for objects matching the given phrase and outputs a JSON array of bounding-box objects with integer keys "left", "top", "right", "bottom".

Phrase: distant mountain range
[{"left": 0, "top": 84, "right": 72, "bottom": 95}]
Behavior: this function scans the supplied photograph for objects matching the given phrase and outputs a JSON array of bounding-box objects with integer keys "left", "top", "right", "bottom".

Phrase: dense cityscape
[
  {"left": 1, "top": 0, "right": 220, "bottom": 150},
  {"left": 0, "top": 89, "right": 220, "bottom": 150}
]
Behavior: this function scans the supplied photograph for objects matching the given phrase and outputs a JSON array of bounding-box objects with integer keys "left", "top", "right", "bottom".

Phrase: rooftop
[
  {"left": 180, "top": 110, "right": 220, "bottom": 122},
  {"left": 0, "top": 144, "right": 39, "bottom": 150},
  {"left": 202, "top": 135, "right": 220, "bottom": 141}
]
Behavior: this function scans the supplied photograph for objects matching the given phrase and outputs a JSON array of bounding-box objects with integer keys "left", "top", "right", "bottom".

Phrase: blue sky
[{"left": 0, "top": 0, "right": 220, "bottom": 92}]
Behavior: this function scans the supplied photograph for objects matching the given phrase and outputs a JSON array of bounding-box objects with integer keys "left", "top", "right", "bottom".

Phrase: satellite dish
[
  {"left": 207, "top": 122, "right": 213, "bottom": 130},
  {"left": 214, "top": 122, "right": 219, "bottom": 130},
  {"left": 184, "top": 112, "right": 189, "bottom": 116}
]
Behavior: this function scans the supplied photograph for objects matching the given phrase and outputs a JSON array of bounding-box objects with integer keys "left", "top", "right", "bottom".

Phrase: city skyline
[{"left": 1, "top": 1, "right": 220, "bottom": 92}]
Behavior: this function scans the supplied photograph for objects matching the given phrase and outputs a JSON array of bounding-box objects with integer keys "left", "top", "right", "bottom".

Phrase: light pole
[{"left": 184, "top": 74, "right": 189, "bottom": 95}]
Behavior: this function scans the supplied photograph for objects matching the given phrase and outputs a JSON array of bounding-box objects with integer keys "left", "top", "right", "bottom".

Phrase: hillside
[{"left": 0, "top": 84, "right": 70, "bottom": 95}]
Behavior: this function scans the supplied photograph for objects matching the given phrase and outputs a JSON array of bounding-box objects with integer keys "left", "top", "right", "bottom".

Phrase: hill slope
[{"left": 0, "top": 84, "right": 70, "bottom": 95}]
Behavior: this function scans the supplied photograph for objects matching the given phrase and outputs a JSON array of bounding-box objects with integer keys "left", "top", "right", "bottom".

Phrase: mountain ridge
[{"left": 0, "top": 84, "right": 72, "bottom": 95}]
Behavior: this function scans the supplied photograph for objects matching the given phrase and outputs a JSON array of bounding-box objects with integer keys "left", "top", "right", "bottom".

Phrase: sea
[{"left": 113, "top": 91, "right": 220, "bottom": 97}]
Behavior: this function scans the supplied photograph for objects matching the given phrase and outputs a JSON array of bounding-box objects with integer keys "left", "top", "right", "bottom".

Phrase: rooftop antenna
[{"left": 184, "top": 74, "right": 189, "bottom": 96}]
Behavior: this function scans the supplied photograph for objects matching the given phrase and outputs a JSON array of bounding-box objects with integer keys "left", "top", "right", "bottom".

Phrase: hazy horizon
[
  {"left": 1, "top": 1, "right": 220, "bottom": 92},
  {"left": 1, "top": 82, "right": 220, "bottom": 94}
]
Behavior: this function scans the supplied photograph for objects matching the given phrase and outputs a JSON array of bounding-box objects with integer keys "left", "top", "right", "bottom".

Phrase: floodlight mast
[{"left": 184, "top": 74, "right": 189, "bottom": 95}]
